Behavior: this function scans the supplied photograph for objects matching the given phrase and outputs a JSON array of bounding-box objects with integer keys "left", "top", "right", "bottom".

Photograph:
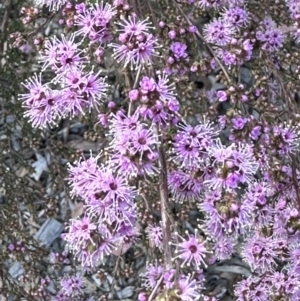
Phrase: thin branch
[
  {"left": 128, "top": 65, "right": 142, "bottom": 116},
  {"left": 291, "top": 155, "right": 300, "bottom": 210},
  {"left": 211, "top": 265, "right": 252, "bottom": 278},
  {"left": 173, "top": 2, "right": 231, "bottom": 83},
  {"left": 155, "top": 126, "right": 173, "bottom": 270},
  {"left": 0, "top": 0, "right": 13, "bottom": 54},
  {"left": 148, "top": 275, "right": 163, "bottom": 301}
]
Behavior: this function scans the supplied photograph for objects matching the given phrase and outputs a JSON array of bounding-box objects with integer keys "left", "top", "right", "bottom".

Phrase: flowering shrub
[{"left": 3, "top": 0, "right": 300, "bottom": 300}]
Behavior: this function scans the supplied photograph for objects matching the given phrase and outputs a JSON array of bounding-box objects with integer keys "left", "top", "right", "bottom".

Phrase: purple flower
[
  {"left": 163, "top": 269, "right": 176, "bottom": 289},
  {"left": 271, "top": 124, "right": 299, "bottom": 156},
  {"left": 53, "top": 290, "right": 68, "bottom": 301},
  {"left": 108, "top": 112, "right": 159, "bottom": 176},
  {"left": 109, "top": 113, "right": 158, "bottom": 158},
  {"left": 188, "top": 25, "right": 198, "bottom": 33},
  {"left": 256, "top": 18, "right": 285, "bottom": 52},
  {"left": 138, "top": 292, "right": 148, "bottom": 301},
  {"left": 82, "top": 167, "right": 137, "bottom": 229},
  {"left": 22, "top": 87, "right": 63, "bottom": 128},
  {"left": 212, "top": 236, "right": 235, "bottom": 260},
  {"left": 20, "top": 74, "right": 48, "bottom": 107},
  {"left": 232, "top": 116, "right": 248, "bottom": 130},
  {"left": 141, "top": 263, "right": 165, "bottom": 289},
  {"left": 60, "top": 275, "right": 84, "bottom": 297},
  {"left": 217, "top": 115, "right": 226, "bottom": 129},
  {"left": 242, "top": 234, "right": 278, "bottom": 273},
  {"left": 131, "top": 128, "right": 158, "bottom": 156},
  {"left": 169, "top": 42, "right": 188, "bottom": 59},
  {"left": 62, "top": 216, "right": 97, "bottom": 248},
  {"left": 249, "top": 282, "right": 269, "bottom": 301},
  {"left": 39, "top": 34, "right": 82, "bottom": 73},
  {"left": 62, "top": 67, "right": 109, "bottom": 112},
  {"left": 205, "top": 140, "right": 259, "bottom": 190},
  {"left": 221, "top": 6, "right": 249, "bottom": 29},
  {"left": 218, "top": 49, "right": 237, "bottom": 65},
  {"left": 98, "top": 169, "right": 136, "bottom": 204},
  {"left": 168, "top": 30, "right": 176, "bottom": 39},
  {"left": 168, "top": 98, "right": 180, "bottom": 112},
  {"left": 173, "top": 230, "right": 209, "bottom": 268},
  {"left": 172, "top": 121, "right": 217, "bottom": 168},
  {"left": 133, "top": 73, "right": 179, "bottom": 125},
  {"left": 286, "top": 0, "right": 300, "bottom": 19},
  {"left": 203, "top": 18, "right": 234, "bottom": 46},
  {"left": 201, "top": 190, "right": 254, "bottom": 237},
  {"left": 62, "top": 220, "right": 117, "bottom": 267},
  {"left": 75, "top": 3, "right": 86, "bottom": 13},
  {"left": 74, "top": 2, "right": 116, "bottom": 42},
  {"left": 67, "top": 154, "right": 102, "bottom": 199},
  {"left": 176, "top": 276, "right": 202, "bottom": 301},
  {"left": 242, "top": 39, "right": 253, "bottom": 60},
  {"left": 110, "top": 15, "right": 158, "bottom": 68},
  {"left": 250, "top": 125, "right": 262, "bottom": 140},
  {"left": 140, "top": 76, "right": 156, "bottom": 93},
  {"left": 118, "top": 14, "right": 153, "bottom": 36},
  {"left": 168, "top": 170, "right": 204, "bottom": 202},
  {"left": 158, "top": 21, "right": 165, "bottom": 28},
  {"left": 146, "top": 224, "right": 163, "bottom": 250},
  {"left": 217, "top": 90, "right": 227, "bottom": 102},
  {"left": 129, "top": 89, "right": 140, "bottom": 101},
  {"left": 19, "top": 44, "right": 32, "bottom": 54},
  {"left": 8, "top": 243, "right": 15, "bottom": 251},
  {"left": 156, "top": 72, "right": 176, "bottom": 101}
]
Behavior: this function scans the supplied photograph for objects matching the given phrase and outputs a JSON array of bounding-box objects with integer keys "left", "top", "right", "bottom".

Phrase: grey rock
[
  {"left": 34, "top": 218, "right": 64, "bottom": 248},
  {"left": 240, "top": 67, "right": 253, "bottom": 87},
  {"left": 116, "top": 286, "right": 134, "bottom": 299},
  {"left": 9, "top": 262, "right": 24, "bottom": 278}
]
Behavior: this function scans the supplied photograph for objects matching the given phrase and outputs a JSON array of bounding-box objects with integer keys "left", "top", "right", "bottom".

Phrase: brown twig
[
  {"left": 291, "top": 155, "right": 300, "bottom": 210},
  {"left": 155, "top": 126, "right": 173, "bottom": 270},
  {"left": 173, "top": 2, "right": 232, "bottom": 83},
  {"left": 148, "top": 275, "right": 163, "bottom": 301},
  {"left": 0, "top": 0, "right": 13, "bottom": 55}
]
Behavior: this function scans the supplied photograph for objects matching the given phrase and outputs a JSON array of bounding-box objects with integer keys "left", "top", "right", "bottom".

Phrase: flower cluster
[
  {"left": 52, "top": 275, "right": 85, "bottom": 301},
  {"left": 74, "top": 2, "right": 116, "bottom": 43},
  {"left": 200, "top": 189, "right": 254, "bottom": 238},
  {"left": 20, "top": 33, "right": 109, "bottom": 128},
  {"left": 129, "top": 73, "right": 180, "bottom": 125},
  {"left": 110, "top": 14, "right": 158, "bottom": 69},
  {"left": 65, "top": 159, "right": 138, "bottom": 266},
  {"left": 140, "top": 263, "right": 203, "bottom": 301},
  {"left": 17, "top": 0, "right": 300, "bottom": 300},
  {"left": 205, "top": 140, "right": 259, "bottom": 190},
  {"left": 107, "top": 111, "right": 160, "bottom": 177}
]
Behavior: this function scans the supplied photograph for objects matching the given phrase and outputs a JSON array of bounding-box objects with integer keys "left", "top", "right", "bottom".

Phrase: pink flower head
[
  {"left": 176, "top": 275, "right": 202, "bottom": 301},
  {"left": 203, "top": 18, "right": 234, "bottom": 46},
  {"left": 173, "top": 229, "right": 209, "bottom": 268},
  {"left": 205, "top": 140, "right": 259, "bottom": 190},
  {"left": 39, "top": 34, "right": 82, "bottom": 73},
  {"left": 242, "top": 234, "right": 278, "bottom": 273},
  {"left": 60, "top": 275, "right": 84, "bottom": 297},
  {"left": 170, "top": 42, "right": 188, "bottom": 59},
  {"left": 221, "top": 6, "right": 249, "bottom": 29},
  {"left": 217, "top": 90, "right": 227, "bottom": 102},
  {"left": 110, "top": 15, "right": 158, "bottom": 69},
  {"left": 172, "top": 121, "right": 217, "bottom": 168},
  {"left": 168, "top": 170, "right": 204, "bottom": 202},
  {"left": 74, "top": 2, "right": 116, "bottom": 42},
  {"left": 146, "top": 224, "right": 163, "bottom": 250},
  {"left": 141, "top": 263, "right": 165, "bottom": 289}
]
